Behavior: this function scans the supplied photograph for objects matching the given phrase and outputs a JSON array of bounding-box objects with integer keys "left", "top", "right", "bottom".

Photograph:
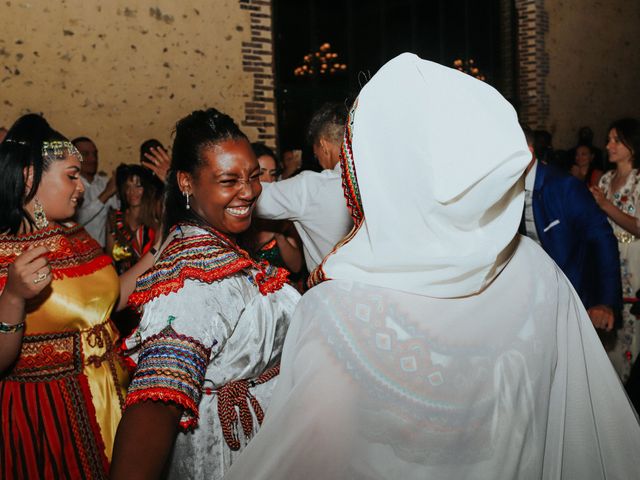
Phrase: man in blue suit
[{"left": 521, "top": 127, "right": 622, "bottom": 330}]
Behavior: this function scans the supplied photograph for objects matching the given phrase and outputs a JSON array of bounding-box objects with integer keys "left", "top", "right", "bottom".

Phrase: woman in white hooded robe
[{"left": 224, "top": 53, "right": 640, "bottom": 480}]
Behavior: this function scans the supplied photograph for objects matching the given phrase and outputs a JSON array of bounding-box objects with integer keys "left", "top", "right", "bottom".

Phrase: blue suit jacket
[{"left": 531, "top": 162, "right": 622, "bottom": 313}]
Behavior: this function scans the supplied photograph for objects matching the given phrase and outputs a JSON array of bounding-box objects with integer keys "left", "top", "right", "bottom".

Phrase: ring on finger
[{"left": 33, "top": 271, "right": 48, "bottom": 284}]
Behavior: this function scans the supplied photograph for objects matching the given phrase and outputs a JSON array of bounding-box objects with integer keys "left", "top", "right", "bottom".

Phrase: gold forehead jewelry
[{"left": 42, "top": 140, "right": 83, "bottom": 162}]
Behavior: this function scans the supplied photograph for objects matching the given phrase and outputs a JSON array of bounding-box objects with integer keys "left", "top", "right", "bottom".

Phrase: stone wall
[
  {"left": 0, "top": 0, "right": 276, "bottom": 171},
  {"left": 515, "top": 0, "right": 640, "bottom": 149},
  {"left": 545, "top": 0, "right": 640, "bottom": 148}
]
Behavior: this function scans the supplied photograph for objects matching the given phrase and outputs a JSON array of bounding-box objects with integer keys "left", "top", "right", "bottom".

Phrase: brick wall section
[
  {"left": 514, "top": 0, "right": 549, "bottom": 129},
  {"left": 498, "top": 0, "right": 515, "bottom": 100},
  {"left": 239, "top": 0, "right": 277, "bottom": 149}
]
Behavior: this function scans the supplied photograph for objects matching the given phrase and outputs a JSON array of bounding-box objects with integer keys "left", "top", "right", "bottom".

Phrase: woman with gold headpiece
[
  {"left": 224, "top": 54, "right": 640, "bottom": 479},
  {"left": 0, "top": 114, "right": 157, "bottom": 479}
]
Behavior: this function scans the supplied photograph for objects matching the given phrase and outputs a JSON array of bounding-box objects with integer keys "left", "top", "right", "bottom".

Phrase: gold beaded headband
[{"left": 42, "top": 140, "right": 83, "bottom": 163}]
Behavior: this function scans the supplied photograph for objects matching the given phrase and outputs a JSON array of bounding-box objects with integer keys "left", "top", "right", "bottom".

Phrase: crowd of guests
[
  {"left": 523, "top": 119, "right": 640, "bottom": 389},
  {"left": 0, "top": 52, "right": 639, "bottom": 479}
]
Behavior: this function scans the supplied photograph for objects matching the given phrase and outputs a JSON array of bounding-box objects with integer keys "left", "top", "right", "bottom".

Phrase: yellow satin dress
[{"left": 0, "top": 224, "right": 129, "bottom": 480}]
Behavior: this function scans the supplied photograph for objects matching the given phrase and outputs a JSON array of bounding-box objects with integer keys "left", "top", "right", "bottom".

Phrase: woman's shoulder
[{"left": 129, "top": 225, "right": 253, "bottom": 308}]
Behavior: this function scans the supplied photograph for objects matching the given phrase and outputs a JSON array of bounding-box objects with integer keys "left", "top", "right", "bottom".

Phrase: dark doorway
[{"left": 272, "top": 0, "right": 511, "bottom": 159}]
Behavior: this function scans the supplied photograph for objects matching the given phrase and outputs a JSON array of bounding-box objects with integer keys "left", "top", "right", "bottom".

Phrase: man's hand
[
  {"left": 98, "top": 170, "right": 118, "bottom": 204},
  {"left": 587, "top": 304, "right": 614, "bottom": 331}
]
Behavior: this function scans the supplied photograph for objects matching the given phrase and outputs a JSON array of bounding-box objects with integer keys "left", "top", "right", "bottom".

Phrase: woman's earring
[
  {"left": 184, "top": 191, "right": 190, "bottom": 210},
  {"left": 33, "top": 198, "right": 49, "bottom": 229}
]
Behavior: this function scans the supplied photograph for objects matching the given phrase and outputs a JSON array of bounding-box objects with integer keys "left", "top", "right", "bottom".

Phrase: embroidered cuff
[{"left": 124, "top": 325, "right": 211, "bottom": 430}]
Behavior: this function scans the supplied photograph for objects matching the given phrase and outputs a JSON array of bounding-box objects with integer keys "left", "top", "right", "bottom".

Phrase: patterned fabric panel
[
  {"left": 129, "top": 223, "right": 289, "bottom": 307},
  {"left": 1, "top": 373, "right": 110, "bottom": 479},
  {"left": 125, "top": 325, "right": 212, "bottom": 429},
  {"left": 5, "top": 331, "right": 81, "bottom": 382},
  {"left": 340, "top": 98, "right": 363, "bottom": 226},
  {"left": 0, "top": 223, "right": 111, "bottom": 291}
]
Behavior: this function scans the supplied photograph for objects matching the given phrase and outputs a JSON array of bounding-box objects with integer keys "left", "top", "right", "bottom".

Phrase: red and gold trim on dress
[
  {"left": 128, "top": 223, "right": 289, "bottom": 308},
  {"left": 340, "top": 98, "right": 364, "bottom": 226},
  {"left": 0, "top": 223, "right": 111, "bottom": 291},
  {"left": 308, "top": 100, "right": 365, "bottom": 288}
]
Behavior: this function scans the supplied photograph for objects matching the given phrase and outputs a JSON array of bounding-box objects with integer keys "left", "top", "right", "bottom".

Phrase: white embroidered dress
[{"left": 124, "top": 224, "right": 299, "bottom": 479}]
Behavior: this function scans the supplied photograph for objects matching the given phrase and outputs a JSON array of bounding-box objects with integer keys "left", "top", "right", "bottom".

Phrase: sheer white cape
[
  {"left": 225, "top": 53, "right": 640, "bottom": 478},
  {"left": 225, "top": 237, "right": 640, "bottom": 479}
]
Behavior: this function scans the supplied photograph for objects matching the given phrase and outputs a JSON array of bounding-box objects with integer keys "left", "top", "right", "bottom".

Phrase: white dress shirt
[
  {"left": 524, "top": 161, "right": 541, "bottom": 245},
  {"left": 76, "top": 173, "right": 120, "bottom": 247},
  {"left": 255, "top": 163, "right": 353, "bottom": 271}
]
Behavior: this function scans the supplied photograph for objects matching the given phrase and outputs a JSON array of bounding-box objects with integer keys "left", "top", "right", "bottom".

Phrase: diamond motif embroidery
[
  {"left": 355, "top": 303, "right": 371, "bottom": 322},
  {"left": 375, "top": 332, "right": 391, "bottom": 350}
]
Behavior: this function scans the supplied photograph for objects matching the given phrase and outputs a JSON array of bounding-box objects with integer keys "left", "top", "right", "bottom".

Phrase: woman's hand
[
  {"left": 142, "top": 146, "right": 170, "bottom": 182},
  {"left": 5, "top": 245, "right": 51, "bottom": 301},
  {"left": 589, "top": 186, "right": 609, "bottom": 209}
]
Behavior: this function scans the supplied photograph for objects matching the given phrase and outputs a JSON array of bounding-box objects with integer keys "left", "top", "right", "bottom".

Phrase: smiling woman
[
  {"left": 0, "top": 114, "right": 132, "bottom": 479},
  {"left": 110, "top": 108, "right": 300, "bottom": 480},
  {"left": 178, "top": 138, "right": 262, "bottom": 238},
  {"left": 106, "top": 165, "right": 159, "bottom": 276}
]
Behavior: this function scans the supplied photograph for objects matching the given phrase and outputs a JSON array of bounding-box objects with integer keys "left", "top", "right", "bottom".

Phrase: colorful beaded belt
[
  {"left": 4, "top": 322, "right": 117, "bottom": 383},
  {"left": 202, "top": 363, "right": 280, "bottom": 451}
]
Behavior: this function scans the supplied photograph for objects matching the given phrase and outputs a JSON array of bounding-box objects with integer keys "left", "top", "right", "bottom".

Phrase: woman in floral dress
[{"left": 591, "top": 118, "right": 640, "bottom": 382}]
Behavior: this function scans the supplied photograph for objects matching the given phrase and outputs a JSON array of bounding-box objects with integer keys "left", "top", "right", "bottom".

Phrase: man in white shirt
[
  {"left": 255, "top": 103, "right": 353, "bottom": 271},
  {"left": 73, "top": 137, "right": 119, "bottom": 247}
]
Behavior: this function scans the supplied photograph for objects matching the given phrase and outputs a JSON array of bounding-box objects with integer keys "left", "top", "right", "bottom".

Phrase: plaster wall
[
  {"left": 0, "top": 0, "right": 273, "bottom": 171},
  {"left": 544, "top": 0, "right": 640, "bottom": 148}
]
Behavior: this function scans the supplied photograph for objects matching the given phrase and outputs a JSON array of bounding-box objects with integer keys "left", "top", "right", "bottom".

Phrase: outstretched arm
[
  {"left": 110, "top": 402, "right": 182, "bottom": 480},
  {"left": 590, "top": 185, "right": 640, "bottom": 236}
]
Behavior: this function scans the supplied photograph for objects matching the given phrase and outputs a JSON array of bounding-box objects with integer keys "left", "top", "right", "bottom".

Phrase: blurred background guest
[
  {"left": 139, "top": 138, "right": 170, "bottom": 186},
  {"left": 534, "top": 129, "right": 554, "bottom": 165},
  {"left": 575, "top": 126, "right": 605, "bottom": 170},
  {"left": 241, "top": 143, "right": 304, "bottom": 287},
  {"left": 591, "top": 117, "right": 640, "bottom": 382},
  {"left": 73, "top": 136, "right": 119, "bottom": 247},
  {"left": 106, "top": 164, "right": 159, "bottom": 275},
  {"left": 279, "top": 148, "right": 302, "bottom": 180},
  {"left": 570, "top": 143, "right": 603, "bottom": 187}
]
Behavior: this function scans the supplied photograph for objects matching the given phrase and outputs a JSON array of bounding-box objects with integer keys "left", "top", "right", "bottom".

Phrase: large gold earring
[{"left": 33, "top": 198, "right": 49, "bottom": 229}]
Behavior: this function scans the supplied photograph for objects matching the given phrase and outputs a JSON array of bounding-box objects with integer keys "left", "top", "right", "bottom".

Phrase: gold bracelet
[{"left": 0, "top": 321, "right": 25, "bottom": 334}]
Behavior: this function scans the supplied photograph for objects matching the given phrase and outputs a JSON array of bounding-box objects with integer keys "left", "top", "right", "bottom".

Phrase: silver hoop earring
[{"left": 184, "top": 191, "right": 190, "bottom": 210}]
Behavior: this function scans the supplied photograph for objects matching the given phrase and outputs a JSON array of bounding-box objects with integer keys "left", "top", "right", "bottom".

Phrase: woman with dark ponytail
[
  {"left": 0, "top": 114, "right": 157, "bottom": 479},
  {"left": 111, "top": 108, "right": 299, "bottom": 479}
]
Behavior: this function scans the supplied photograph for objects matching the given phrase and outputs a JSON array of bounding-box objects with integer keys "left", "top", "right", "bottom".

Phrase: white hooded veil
[
  {"left": 224, "top": 54, "right": 640, "bottom": 480},
  {"left": 311, "top": 53, "right": 530, "bottom": 297}
]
